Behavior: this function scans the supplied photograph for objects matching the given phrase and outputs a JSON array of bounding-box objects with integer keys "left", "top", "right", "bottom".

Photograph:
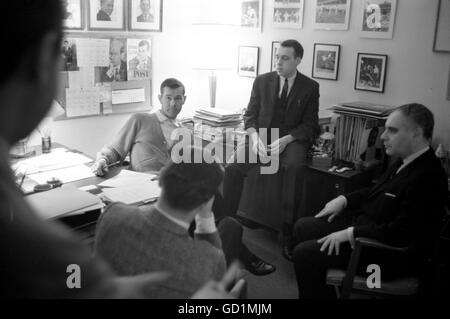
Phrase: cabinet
[
  {"left": 298, "top": 166, "right": 377, "bottom": 218},
  {"left": 237, "top": 165, "right": 379, "bottom": 230}
]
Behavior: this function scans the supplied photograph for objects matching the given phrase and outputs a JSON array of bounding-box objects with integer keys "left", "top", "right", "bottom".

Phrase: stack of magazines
[
  {"left": 193, "top": 107, "right": 243, "bottom": 142},
  {"left": 332, "top": 101, "right": 396, "bottom": 119},
  {"left": 194, "top": 107, "right": 242, "bottom": 127}
]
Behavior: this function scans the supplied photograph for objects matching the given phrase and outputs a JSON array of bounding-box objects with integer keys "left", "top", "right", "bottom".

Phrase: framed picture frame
[
  {"left": 241, "top": 0, "right": 262, "bottom": 31},
  {"left": 360, "top": 0, "right": 397, "bottom": 39},
  {"left": 313, "top": 0, "right": 351, "bottom": 30},
  {"left": 312, "top": 43, "right": 340, "bottom": 81},
  {"left": 63, "top": 0, "right": 84, "bottom": 30},
  {"left": 238, "top": 46, "right": 259, "bottom": 78},
  {"left": 433, "top": 0, "right": 450, "bottom": 52},
  {"left": 129, "top": 0, "right": 163, "bottom": 32},
  {"left": 88, "top": 0, "right": 125, "bottom": 31},
  {"left": 354, "top": 53, "right": 388, "bottom": 93},
  {"left": 271, "top": 41, "right": 281, "bottom": 72},
  {"left": 272, "top": 0, "right": 304, "bottom": 29}
]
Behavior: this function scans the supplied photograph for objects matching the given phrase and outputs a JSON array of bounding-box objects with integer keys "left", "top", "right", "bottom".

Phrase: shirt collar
[
  {"left": 279, "top": 71, "right": 297, "bottom": 86},
  {"left": 154, "top": 203, "right": 190, "bottom": 230},
  {"left": 398, "top": 146, "right": 429, "bottom": 172},
  {"left": 156, "top": 110, "right": 181, "bottom": 127}
]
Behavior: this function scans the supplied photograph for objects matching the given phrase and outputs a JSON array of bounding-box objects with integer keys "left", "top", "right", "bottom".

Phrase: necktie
[
  {"left": 280, "top": 78, "right": 288, "bottom": 102},
  {"left": 389, "top": 158, "right": 404, "bottom": 179}
]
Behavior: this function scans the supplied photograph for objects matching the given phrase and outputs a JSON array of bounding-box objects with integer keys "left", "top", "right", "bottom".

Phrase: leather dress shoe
[
  {"left": 282, "top": 244, "right": 293, "bottom": 262},
  {"left": 245, "top": 257, "right": 276, "bottom": 276}
]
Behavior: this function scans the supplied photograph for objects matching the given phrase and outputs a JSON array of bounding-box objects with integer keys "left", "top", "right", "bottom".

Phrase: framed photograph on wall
[
  {"left": 360, "top": 0, "right": 397, "bottom": 39},
  {"left": 241, "top": 0, "right": 262, "bottom": 30},
  {"left": 313, "top": 0, "right": 351, "bottom": 30},
  {"left": 433, "top": 0, "right": 450, "bottom": 52},
  {"left": 354, "top": 53, "right": 387, "bottom": 93},
  {"left": 272, "top": 0, "right": 304, "bottom": 29},
  {"left": 88, "top": 0, "right": 125, "bottom": 30},
  {"left": 312, "top": 43, "right": 340, "bottom": 80},
  {"left": 271, "top": 41, "right": 281, "bottom": 72},
  {"left": 63, "top": 0, "right": 84, "bottom": 29},
  {"left": 238, "top": 46, "right": 259, "bottom": 78},
  {"left": 129, "top": 0, "right": 163, "bottom": 31}
]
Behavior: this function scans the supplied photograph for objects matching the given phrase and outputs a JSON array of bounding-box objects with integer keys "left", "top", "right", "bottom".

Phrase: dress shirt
[
  {"left": 396, "top": 146, "right": 429, "bottom": 174},
  {"left": 278, "top": 71, "right": 297, "bottom": 98},
  {"left": 155, "top": 110, "right": 181, "bottom": 148},
  {"left": 154, "top": 203, "right": 217, "bottom": 234}
]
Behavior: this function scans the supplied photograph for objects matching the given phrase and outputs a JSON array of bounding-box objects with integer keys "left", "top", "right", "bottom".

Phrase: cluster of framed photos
[
  {"left": 310, "top": 43, "right": 387, "bottom": 93},
  {"left": 311, "top": 43, "right": 387, "bottom": 93},
  {"left": 62, "top": 0, "right": 162, "bottom": 32},
  {"left": 237, "top": 41, "right": 387, "bottom": 93}
]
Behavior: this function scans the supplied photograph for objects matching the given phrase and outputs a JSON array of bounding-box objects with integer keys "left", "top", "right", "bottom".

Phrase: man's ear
[
  {"left": 34, "top": 32, "right": 61, "bottom": 85},
  {"left": 158, "top": 94, "right": 162, "bottom": 104},
  {"left": 183, "top": 95, "right": 187, "bottom": 104}
]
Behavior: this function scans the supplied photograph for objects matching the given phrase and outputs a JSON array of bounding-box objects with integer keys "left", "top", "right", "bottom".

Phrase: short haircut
[
  {"left": 1, "top": 1, "right": 63, "bottom": 85},
  {"left": 281, "top": 39, "right": 304, "bottom": 59},
  {"left": 396, "top": 103, "right": 434, "bottom": 140},
  {"left": 138, "top": 40, "right": 150, "bottom": 50},
  {"left": 159, "top": 159, "right": 224, "bottom": 211},
  {"left": 160, "top": 78, "right": 185, "bottom": 95}
]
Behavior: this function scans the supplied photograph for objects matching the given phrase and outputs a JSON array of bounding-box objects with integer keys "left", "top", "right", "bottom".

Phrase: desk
[{"left": 11, "top": 143, "right": 122, "bottom": 244}]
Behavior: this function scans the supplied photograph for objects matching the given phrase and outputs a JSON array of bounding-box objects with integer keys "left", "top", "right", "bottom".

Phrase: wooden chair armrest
[
  {"left": 356, "top": 237, "right": 409, "bottom": 253},
  {"left": 340, "top": 237, "right": 407, "bottom": 298}
]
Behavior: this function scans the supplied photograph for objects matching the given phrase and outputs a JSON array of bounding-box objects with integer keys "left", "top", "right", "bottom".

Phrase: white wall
[{"left": 47, "top": 0, "right": 450, "bottom": 157}]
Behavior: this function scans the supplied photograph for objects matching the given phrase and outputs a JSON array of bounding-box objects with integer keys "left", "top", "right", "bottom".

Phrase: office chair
[{"left": 326, "top": 210, "right": 450, "bottom": 299}]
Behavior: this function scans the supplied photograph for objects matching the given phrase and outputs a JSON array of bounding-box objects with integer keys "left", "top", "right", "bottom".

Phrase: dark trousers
[
  {"left": 293, "top": 216, "right": 411, "bottom": 299},
  {"left": 216, "top": 141, "right": 308, "bottom": 235},
  {"left": 190, "top": 216, "right": 254, "bottom": 266}
]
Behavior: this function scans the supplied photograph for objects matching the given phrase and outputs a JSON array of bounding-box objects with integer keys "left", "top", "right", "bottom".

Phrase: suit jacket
[
  {"left": 244, "top": 71, "right": 320, "bottom": 144},
  {"left": 100, "top": 60, "right": 127, "bottom": 82},
  {"left": 345, "top": 149, "right": 448, "bottom": 263},
  {"left": 137, "top": 13, "right": 154, "bottom": 23},
  {"left": 94, "top": 203, "right": 226, "bottom": 299},
  {"left": 97, "top": 10, "right": 111, "bottom": 21}
]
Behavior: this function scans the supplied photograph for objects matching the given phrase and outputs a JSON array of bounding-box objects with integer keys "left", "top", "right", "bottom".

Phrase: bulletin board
[{"left": 55, "top": 32, "right": 153, "bottom": 121}]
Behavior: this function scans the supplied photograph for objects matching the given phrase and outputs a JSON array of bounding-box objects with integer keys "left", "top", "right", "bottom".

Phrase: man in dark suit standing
[
  {"left": 217, "top": 39, "right": 320, "bottom": 262},
  {"left": 293, "top": 103, "right": 448, "bottom": 298},
  {"left": 97, "top": 0, "right": 113, "bottom": 21}
]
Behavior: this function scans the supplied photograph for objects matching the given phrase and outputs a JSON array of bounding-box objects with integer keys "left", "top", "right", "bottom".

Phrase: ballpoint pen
[
  {"left": 106, "top": 161, "right": 121, "bottom": 168},
  {"left": 18, "top": 168, "right": 27, "bottom": 188}
]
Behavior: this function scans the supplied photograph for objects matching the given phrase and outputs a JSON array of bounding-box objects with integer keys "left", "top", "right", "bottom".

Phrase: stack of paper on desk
[
  {"left": 13, "top": 148, "right": 93, "bottom": 174},
  {"left": 98, "top": 170, "right": 160, "bottom": 205},
  {"left": 25, "top": 185, "right": 104, "bottom": 220}
]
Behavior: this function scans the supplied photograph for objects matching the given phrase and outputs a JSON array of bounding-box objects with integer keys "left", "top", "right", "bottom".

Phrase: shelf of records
[{"left": 312, "top": 101, "right": 396, "bottom": 169}]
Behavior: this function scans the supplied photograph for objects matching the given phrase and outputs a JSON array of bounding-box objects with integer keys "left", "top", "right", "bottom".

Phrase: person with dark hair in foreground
[
  {"left": 0, "top": 1, "right": 240, "bottom": 298},
  {"left": 95, "top": 158, "right": 244, "bottom": 298},
  {"left": 293, "top": 103, "right": 448, "bottom": 298}
]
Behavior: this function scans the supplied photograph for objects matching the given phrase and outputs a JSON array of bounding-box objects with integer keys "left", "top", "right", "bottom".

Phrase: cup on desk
[{"left": 42, "top": 136, "right": 52, "bottom": 153}]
